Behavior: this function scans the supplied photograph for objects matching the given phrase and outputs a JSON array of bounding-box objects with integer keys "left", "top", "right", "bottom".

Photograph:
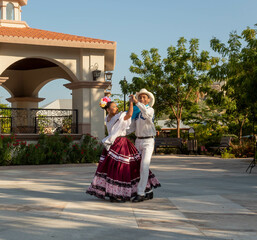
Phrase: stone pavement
[{"left": 0, "top": 155, "right": 257, "bottom": 240}]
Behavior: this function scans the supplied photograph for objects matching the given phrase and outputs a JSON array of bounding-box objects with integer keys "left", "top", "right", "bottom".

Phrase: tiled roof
[{"left": 0, "top": 27, "right": 115, "bottom": 45}]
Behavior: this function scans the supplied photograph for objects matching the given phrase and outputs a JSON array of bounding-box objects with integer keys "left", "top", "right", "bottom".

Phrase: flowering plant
[{"left": 0, "top": 133, "right": 103, "bottom": 166}]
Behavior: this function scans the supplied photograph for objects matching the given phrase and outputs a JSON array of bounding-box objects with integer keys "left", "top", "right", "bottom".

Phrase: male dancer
[{"left": 130, "top": 89, "right": 156, "bottom": 202}]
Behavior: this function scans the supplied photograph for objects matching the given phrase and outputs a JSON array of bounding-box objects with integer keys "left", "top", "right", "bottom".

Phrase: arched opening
[
  {"left": 0, "top": 86, "right": 12, "bottom": 133},
  {"left": 1, "top": 57, "right": 78, "bottom": 83},
  {"left": 0, "top": 86, "right": 11, "bottom": 107},
  {"left": 7, "top": 58, "right": 58, "bottom": 70},
  {"left": 0, "top": 58, "right": 79, "bottom": 134},
  {"left": 1, "top": 57, "right": 76, "bottom": 101},
  {"left": 6, "top": 2, "right": 14, "bottom": 20},
  {"left": 38, "top": 79, "right": 72, "bottom": 108}
]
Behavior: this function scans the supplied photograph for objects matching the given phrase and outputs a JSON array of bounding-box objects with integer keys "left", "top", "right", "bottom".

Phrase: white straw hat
[{"left": 135, "top": 88, "right": 155, "bottom": 107}]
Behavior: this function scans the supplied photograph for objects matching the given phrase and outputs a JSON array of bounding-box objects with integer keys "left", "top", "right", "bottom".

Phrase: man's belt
[{"left": 137, "top": 136, "right": 154, "bottom": 139}]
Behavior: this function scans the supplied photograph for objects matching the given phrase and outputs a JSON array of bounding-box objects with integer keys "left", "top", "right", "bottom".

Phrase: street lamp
[
  {"left": 246, "top": 109, "right": 256, "bottom": 173},
  {"left": 105, "top": 72, "right": 113, "bottom": 81},
  {"left": 188, "top": 127, "right": 197, "bottom": 154},
  {"left": 188, "top": 127, "right": 195, "bottom": 139},
  {"left": 121, "top": 76, "right": 127, "bottom": 111}
]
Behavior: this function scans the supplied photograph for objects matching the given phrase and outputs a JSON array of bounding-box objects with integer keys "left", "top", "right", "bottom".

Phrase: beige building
[{"left": 0, "top": 0, "right": 116, "bottom": 139}]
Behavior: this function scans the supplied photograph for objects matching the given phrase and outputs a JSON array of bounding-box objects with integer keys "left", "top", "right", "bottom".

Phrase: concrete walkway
[{"left": 0, "top": 155, "right": 256, "bottom": 240}]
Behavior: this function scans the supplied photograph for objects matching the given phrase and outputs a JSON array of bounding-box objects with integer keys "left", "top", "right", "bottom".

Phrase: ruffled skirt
[{"left": 86, "top": 137, "right": 161, "bottom": 201}]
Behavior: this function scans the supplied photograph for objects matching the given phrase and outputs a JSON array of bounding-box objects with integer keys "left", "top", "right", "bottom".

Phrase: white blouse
[{"left": 102, "top": 112, "right": 131, "bottom": 150}]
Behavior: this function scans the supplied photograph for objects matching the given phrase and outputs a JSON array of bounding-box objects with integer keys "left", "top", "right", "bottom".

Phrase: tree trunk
[
  {"left": 177, "top": 118, "right": 180, "bottom": 138},
  {"left": 239, "top": 119, "right": 246, "bottom": 145},
  {"left": 239, "top": 124, "right": 243, "bottom": 145}
]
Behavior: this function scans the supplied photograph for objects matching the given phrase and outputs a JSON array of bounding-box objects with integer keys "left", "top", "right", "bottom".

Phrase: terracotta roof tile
[{"left": 0, "top": 27, "right": 115, "bottom": 45}]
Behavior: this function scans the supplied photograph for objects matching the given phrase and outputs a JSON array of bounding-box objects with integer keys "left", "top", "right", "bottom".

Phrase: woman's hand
[{"left": 124, "top": 96, "right": 134, "bottom": 121}]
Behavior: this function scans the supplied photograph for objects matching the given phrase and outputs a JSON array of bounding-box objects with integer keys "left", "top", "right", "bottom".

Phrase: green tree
[
  {"left": 206, "top": 84, "right": 249, "bottom": 143},
  {"left": 0, "top": 103, "right": 11, "bottom": 133},
  {"left": 122, "top": 37, "right": 218, "bottom": 137},
  {"left": 209, "top": 26, "right": 257, "bottom": 142}
]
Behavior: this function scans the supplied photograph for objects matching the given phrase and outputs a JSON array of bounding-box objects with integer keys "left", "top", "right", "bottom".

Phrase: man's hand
[{"left": 129, "top": 94, "right": 138, "bottom": 104}]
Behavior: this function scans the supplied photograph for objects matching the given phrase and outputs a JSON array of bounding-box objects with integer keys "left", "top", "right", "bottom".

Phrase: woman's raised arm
[{"left": 124, "top": 96, "right": 134, "bottom": 121}]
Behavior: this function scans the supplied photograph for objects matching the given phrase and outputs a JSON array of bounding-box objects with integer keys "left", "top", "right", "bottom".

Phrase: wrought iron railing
[{"left": 0, "top": 108, "right": 78, "bottom": 134}]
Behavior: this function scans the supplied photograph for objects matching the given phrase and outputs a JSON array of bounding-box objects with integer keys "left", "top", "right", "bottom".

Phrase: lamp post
[
  {"left": 121, "top": 77, "right": 127, "bottom": 111},
  {"left": 246, "top": 109, "right": 256, "bottom": 173},
  {"left": 188, "top": 127, "right": 195, "bottom": 139},
  {"left": 188, "top": 127, "right": 197, "bottom": 154}
]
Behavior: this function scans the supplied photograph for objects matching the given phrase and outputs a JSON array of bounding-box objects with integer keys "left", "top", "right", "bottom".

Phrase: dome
[
  {"left": 18, "top": 0, "right": 28, "bottom": 6},
  {"left": 0, "top": 0, "right": 29, "bottom": 27}
]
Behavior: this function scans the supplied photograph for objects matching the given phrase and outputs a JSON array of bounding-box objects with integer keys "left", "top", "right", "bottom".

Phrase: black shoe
[
  {"left": 144, "top": 191, "right": 153, "bottom": 200},
  {"left": 132, "top": 194, "right": 145, "bottom": 203},
  {"left": 110, "top": 196, "right": 125, "bottom": 203}
]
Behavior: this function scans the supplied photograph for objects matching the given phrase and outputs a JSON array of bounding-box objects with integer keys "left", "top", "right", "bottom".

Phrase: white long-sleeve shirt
[
  {"left": 134, "top": 102, "right": 156, "bottom": 137},
  {"left": 102, "top": 112, "right": 131, "bottom": 150}
]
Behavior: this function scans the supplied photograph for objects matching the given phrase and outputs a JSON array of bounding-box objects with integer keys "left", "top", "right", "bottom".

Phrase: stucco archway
[
  {"left": 0, "top": 0, "right": 116, "bottom": 138},
  {"left": 0, "top": 57, "right": 78, "bottom": 108}
]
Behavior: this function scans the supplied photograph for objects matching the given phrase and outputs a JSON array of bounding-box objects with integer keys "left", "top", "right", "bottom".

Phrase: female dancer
[{"left": 86, "top": 96, "right": 160, "bottom": 202}]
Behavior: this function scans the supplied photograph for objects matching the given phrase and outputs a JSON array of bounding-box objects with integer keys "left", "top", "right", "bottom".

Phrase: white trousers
[{"left": 135, "top": 138, "right": 155, "bottom": 196}]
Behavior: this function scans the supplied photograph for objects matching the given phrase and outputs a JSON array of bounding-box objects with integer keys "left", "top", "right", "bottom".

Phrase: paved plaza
[{"left": 0, "top": 155, "right": 257, "bottom": 240}]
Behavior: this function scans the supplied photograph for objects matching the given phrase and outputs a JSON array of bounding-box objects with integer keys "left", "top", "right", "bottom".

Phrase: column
[
  {"left": 0, "top": 77, "right": 8, "bottom": 85},
  {"left": 14, "top": 6, "right": 19, "bottom": 21},
  {"left": 64, "top": 81, "right": 111, "bottom": 139},
  {"left": 72, "top": 87, "right": 91, "bottom": 134},
  {"left": 1, "top": 5, "right": 6, "bottom": 20}
]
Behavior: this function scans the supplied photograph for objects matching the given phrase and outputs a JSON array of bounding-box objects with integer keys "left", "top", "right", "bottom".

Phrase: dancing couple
[{"left": 86, "top": 89, "right": 160, "bottom": 202}]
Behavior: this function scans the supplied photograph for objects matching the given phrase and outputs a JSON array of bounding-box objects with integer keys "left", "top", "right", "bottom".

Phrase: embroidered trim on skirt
[{"left": 86, "top": 137, "right": 161, "bottom": 201}]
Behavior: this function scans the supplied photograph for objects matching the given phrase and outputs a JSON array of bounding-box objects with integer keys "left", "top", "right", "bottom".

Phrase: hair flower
[{"left": 99, "top": 96, "right": 111, "bottom": 108}]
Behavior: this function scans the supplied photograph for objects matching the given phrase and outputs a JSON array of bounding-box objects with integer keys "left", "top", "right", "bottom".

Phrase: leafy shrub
[
  {"left": 0, "top": 133, "right": 103, "bottom": 166},
  {"left": 0, "top": 135, "right": 16, "bottom": 165},
  {"left": 230, "top": 140, "right": 254, "bottom": 158},
  {"left": 221, "top": 148, "right": 235, "bottom": 158},
  {"left": 220, "top": 140, "right": 255, "bottom": 158}
]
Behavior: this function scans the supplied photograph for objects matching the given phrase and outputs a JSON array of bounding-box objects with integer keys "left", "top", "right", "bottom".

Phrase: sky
[{"left": 1, "top": 0, "right": 257, "bottom": 106}]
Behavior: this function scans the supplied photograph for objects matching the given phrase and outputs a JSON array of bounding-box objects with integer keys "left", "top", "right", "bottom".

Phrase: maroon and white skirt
[{"left": 86, "top": 137, "right": 161, "bottom": 201}]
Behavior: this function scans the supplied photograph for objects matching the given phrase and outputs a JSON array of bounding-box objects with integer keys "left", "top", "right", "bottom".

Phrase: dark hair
[{"left": 102, "top": 101, "right": 114, "bottom": 110}]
